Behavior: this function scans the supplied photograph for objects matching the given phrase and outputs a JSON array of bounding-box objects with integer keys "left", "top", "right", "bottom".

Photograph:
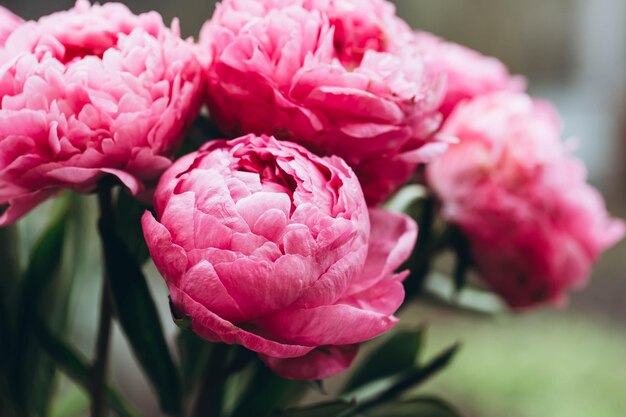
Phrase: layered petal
[
  {"left": 144, "top": 134, "right": 409, "bottom": 379},
  {"left": 0, "top": 6, "right": 22, "bottom": 46},
  {"left": 0, "top": 1, "right": 204, "bottom": 225},
  {"left": 260, "top": 344, "right": 359, "bottom": 380},
  {"left": 200, "top": 0, "right": 446, "bottom": 204}
]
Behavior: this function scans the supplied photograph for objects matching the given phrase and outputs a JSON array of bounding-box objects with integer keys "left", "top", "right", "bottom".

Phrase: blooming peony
[
  {"left": 0, "top": 1, "right": 204, "bottom": 225},
  {"left": 427, "top": 92, "right": 625, "bottom": 308},
  {"left": 142, "top": 134, "right": 417, "bottom": 379},
  {"left": 412, "top": 31, "right": 525, "bottom": 119},
  {"left": 0, "top": 6, "right": 22, "bottom": 46},
  {"left": 200, "top": 0, "right": 446, "bottom": 205}
]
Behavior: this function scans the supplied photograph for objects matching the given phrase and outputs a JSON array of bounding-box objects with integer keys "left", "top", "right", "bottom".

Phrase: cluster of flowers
[{"left": 0, "top": 0, "right": 622, "bottom": 379}]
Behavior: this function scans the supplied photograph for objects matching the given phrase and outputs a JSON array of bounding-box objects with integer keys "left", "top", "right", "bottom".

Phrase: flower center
[
  {"left": 56, "top": 32, "right": 119, "bottom": 63},
  {"left": 236, "top": 150, "right": 297, "bottom": 204},
  {"left": 330, "top": 16, "right": 387, "bottom": 68}
]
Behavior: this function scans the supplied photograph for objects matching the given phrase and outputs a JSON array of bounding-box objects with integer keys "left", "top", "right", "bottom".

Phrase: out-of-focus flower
[
  {"left": 0, "top": 0, "right": 204, "bottom": 225},
  {"left": 413, "top": 31, "right": 525, "bottom": 119},
  {"left": 200, "top": 0, "right": 446, "bottom": 205},
  {"left": 427, "top": 92, "right": 625, "bottom": 308},
  {"left": 0, "top": 6, "right": 22, "bottom": 45},
  {"left": 143, "top": 134, "right": 417, "bottom": 379}
]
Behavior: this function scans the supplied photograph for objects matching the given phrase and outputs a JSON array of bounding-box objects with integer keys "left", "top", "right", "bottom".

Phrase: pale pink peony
[
  {"left": 413, "top": 31, "right": 525, "bottom": 119},
  {"left": 0, "top": 6, "right": 22, "bottom": 46},
  {"left": 0, "top": 1, "right": 204, "bottom": 225},
  {"left": 200, "top": 0, "right": 446, "bottom": 205},
  {"left": 142, "top": 134, "right": 417, "bottom": 379},
  {"left": 427, "top": 92, "right": 625, "bottom": 308}
]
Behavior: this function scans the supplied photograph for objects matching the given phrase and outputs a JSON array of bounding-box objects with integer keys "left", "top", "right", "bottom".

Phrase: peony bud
[{"left": 143, "top": 134, "right": 417, "bottom": 379}]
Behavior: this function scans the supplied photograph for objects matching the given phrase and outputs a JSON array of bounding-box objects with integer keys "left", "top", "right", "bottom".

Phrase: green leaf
[
  {"left": 13, "top": 196, "right": 71, "bottom": 416},
  {"left": 383, "top": 184, "right": 429, "bottom": 213},
  {"left": 0, "top": 225, "right": 21, "bottom": 417},
  {"left": 50, "top": 383, "right": 89, "bottom": 417},
  {"left": 170, "top": 298, "right": 193, "bottom": 330},
  {"left": 190, "top": 343, "right": 232, "bottom": 417},
  {"left": 307, "top": 380, "right": 327, "bottom": 395},
  {"left": 361, "top": 396, "right": 463, "bottom": 417},
  {"left": 345, "top": 343, "right": 460, "bottom": 413},
  {"left": 402, "top": 194, "right": 437, "bottom": 297},
  {"left": 343, "top": 328, "right": 423, "bottom": 393},
  {"left": 0, "top": 224, "right": 21, "bottom": 307},
  {"left": 424, "top": 272, "right": 505, "bottom": 315},
  {"left": 35, "top": 319, "right": 142, "bottom": 417},
  {"left": 99, "top": 221, "right": 182, "bottom": 416},
  {"left": 176, "top": 330, "right": 211, "bottom": 397},
  {"left": 450, "top": 226, "right": 472, "bottom": 293},
  {"left": 276, "top": 399, "right": 356, "bottom": 417},
  {"left": 114, "top": 189, "right": 151, "bottom": 265},
  {"left": 231, "top": 361, "right": 307, "bottom": 417}
]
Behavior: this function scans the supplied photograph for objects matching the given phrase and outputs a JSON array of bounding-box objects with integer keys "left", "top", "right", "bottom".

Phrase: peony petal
[
  {"left": 340, "top": 273, "right": 407, "bottom": 315},
  {"left": 214, "top": 255, "right": 311, "bottom": 319},
  {"left": 259, "top": 344, "right": 359, "bottom": 380},
  {"left": 179, "top": 261, "right": 246, "bottom": 323},
  {"left": 141, "top": 212, "right": 188, "bottom": 283},
  {"left": 252, "top": 208, "right": 288, "bottom": 241},
  {"left": 100, "top": 168, "right": 144, "bottom": 195},
  {"left": 169, "top": 285, "right": 314, "bottom": 358},
  {"left": 255, "top": 303, "right": 399, "bottom": 346},
  {"left": 346, "top": 208, "right": 417, "bottom": 295},
  {"left": 0, "top": 188, "right": 57, "bottom": 226},
  {"left": 193, "top": 211, "right": 233, "bottom": 249},
  {"left": 235, "top": 191, "right": 291, "bottom": 231},
  {"left": 159, "top": 191, "right": 196, "bottom": 250}
]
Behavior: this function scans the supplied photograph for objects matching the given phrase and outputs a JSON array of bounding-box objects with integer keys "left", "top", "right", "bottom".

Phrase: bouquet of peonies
[{"left": 0, "top": 1, "right": 623, "bottom": 416}]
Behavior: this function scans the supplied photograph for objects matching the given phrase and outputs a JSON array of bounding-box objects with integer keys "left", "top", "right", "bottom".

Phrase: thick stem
[
  {"left": 91, "top": 186, "right": 115, "bottom": 417},
  {"left": 192, "top": 343, "right": 232, "bottom": 417}
]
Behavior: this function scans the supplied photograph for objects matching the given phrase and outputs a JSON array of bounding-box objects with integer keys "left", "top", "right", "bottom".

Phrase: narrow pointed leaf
[
  {"left": 277, "top": 399, "right": 355, "bottom": 417},
  {"left": 0, "top": 225, "right": 21, "bottom": 416},
  {"left": 307, "top": 380, "right": 327, "bottom": 395},
  {"left": 35, "top": 319, "right": 142, "bottom": 417},
  {"left": 176, "top": 330, "right": 211, "bottom": 397},
  {"left": 50, "top": 384, "right": 89, "bottom": 417},
  {"left": 343, "top": 328, "right": 423, "bottom": 393},
  {"left": 114, "top": 189, "right": 151, "bottom": 265},
  {"left": 13, "top": 196, "right": 71, "bottom": 415},
  {"left": 362, "top": 396, "right": 463, "bottom": 417},
  {"left": 345, "top": 343, "right": 460, "bottom": 412},
  {"left": 451, "top": 227, "right": 472, "bottom": 292},
  {"left": 99, "top": 222, "right": 181, "bottom": 416}
]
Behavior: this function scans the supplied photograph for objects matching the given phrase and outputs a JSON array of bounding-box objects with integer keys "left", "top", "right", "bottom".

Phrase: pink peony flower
[
  {"left": 0, "top": 1, "right": 204, "bottom": 225},
  {"left": 412, "top": 31, "right": 525, "bottom": 119},
  {"left": 427, "top": 92, "right": 625, "bottom": 308},
  {"left": 200, "top": 0, "right": 446, "bottom": 205},
  {"left": 142, "top": 134, "right": 417, "bottom": 379},
  {"left": 0, "top": 6, "right": 22, "bottom": 46}
]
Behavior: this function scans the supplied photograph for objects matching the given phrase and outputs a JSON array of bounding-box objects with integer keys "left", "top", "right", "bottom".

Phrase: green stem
[
  {"left": 403, "top": 194, "right": 437, "bottom": 298},
  {"left": 91, "top": 186, "right": 115, "bottom": 417},
  {"left": 192, "top": 343, "right": 232, "bottom": 417}
]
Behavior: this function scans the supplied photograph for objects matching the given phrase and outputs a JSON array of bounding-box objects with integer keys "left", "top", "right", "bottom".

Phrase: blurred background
[{"left": 2, "top": 1, "right": 625, "bottom": 416}]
